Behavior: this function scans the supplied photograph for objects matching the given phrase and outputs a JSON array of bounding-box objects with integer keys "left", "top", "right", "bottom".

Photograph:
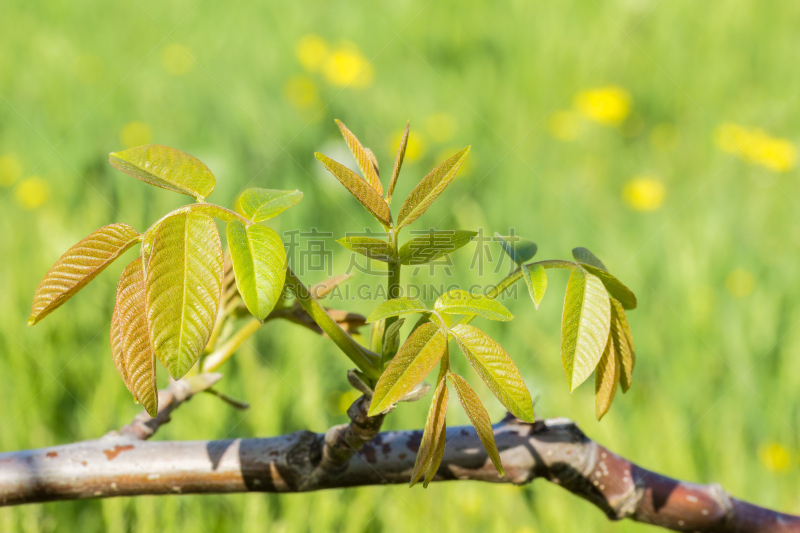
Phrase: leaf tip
[{"left": 313, "top": 152, "right": 325, "bottom": 162}]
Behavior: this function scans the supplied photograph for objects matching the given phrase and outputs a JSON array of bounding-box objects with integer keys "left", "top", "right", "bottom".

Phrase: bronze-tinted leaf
[
  {"left": 368, "top": 322, "right": 447, "bottom": 416},
  {"left": 110, "top": 298, "right": 132, "bottom": 395},
  {"left": 594, "top": 330, "right": 620, "bottom": 421},
  {"left": 396, "top": 146, "right": 470, "bottom": 229},
  {"left": 397, "top": 230, "right": 477, "bottom": 265},
  {"left": 450, "top": 324, "right": 534, "bottom": 422},
  {"left": 411, "top": 377, "right": 448, "bottom": 486},
  {"left": 336, "top": 120, "right": 383, "bottom": 195},
  {"left": 337, "top": 236, "right": 395, "bottom": 263},
  {"left": 611, "top": 299, "right": 635, "bottom": 392},
  {"left": 109, "top": 145, "right": 215, "bottom": 199},
  {"left": 423, "top": 418, "right": 447, "bottom": 488},
  {"left": 387, "top": 121, "right": 409, "bottom": 204},
  {"left": 146, "top": 212, "right": 224, "bottom": 379},
  {"left": 315, "top": 152, "right": 392, "bottom": 226},
  {"left": 29, "top": 223, "right": 140, "bottom": 325},
  {"left": 116, "top": 258, "right": 158, "bottom": 417},
  {"left": 449, "top": 373, "right": 504, "bottom": 476}
]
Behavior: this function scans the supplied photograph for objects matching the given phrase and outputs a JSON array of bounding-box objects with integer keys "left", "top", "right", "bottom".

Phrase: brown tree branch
[{"left": 0, "top": 415, "right": 797, "bottom": 531}]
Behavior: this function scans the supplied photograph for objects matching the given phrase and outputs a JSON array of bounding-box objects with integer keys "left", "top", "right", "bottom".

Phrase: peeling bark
[{"left": 0, "top": 416, "right": 796, "bottom": 532}]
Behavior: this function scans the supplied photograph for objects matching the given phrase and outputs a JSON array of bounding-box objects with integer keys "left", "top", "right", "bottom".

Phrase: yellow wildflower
[
  {"left": 714, "top": 123, "right": 797, "bottom": 172},
  {"left": 74, "top": 54, "right": 103, "bottom": 85},
  {"left": 161, "top": 43, "right": 194, "bottom": 76},
  {"left": 650, "top": 123, "right": 680, "bottom": 151},
  {"left": 547, "top": 110, "right": 583, "bottom": 141},
  {"left": 752, "top": 136, "right": 796, "bottom": 172},
  {"left": 322, "top": 43, "right": 373, "bottom": 88},
  {"left": 623, "top": 176, "right": 665, "bottom": 211},
  {"left": 574, "top": 86, "right": 631, "bottom": 125},
  {"left": 296, "top": 35, "right": 329, "bottom": 72},
  {"left": 14, "top": 176, "right": 49, "bottom": 209},
  {"left": 0, "top": 155, "right": 23, "bottom": 187},
  {"left": 725, "top": 269, "right": 754, "bottom": 298},
  {"left": 425, "top": 112, "right": 457, "bottom": 143},
  {"left": 284, "top": 76, "right": 318, "bottom": 110},
  {"left": 759, "top": 442, "right": 792, "bottom": 473},
  {"left": 390, "top": 130, "right": 424, "bottom": 162},
  {"left": 120, "top": 121, "right": 151, "bottom": 148}
]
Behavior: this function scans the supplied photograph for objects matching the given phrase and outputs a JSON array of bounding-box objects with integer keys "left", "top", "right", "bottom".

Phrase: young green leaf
[
  {"left": 580, "top": 264, "right": 637, "bottom": 310},
  {"left": 370, "top": 320, "right": 385, "bottom": 355},
  {"left": 396, "top": 146, "right": 470, "bottom": 229},
  {"left": 434, "top": 289, "right": 513, "bottom": 322},
  {"left": 387, "top": 121, "right": 409, "bottom": 204},
  {"left": 382, "top": 318, "right": 405, "bottom": 363},
  {"left": 146, "top": 212, "right": 224, "bottom": 379},
  {"left": 337, "top": 236, "right": 396, "bottom": 263},
  {"left": 227, "top": 220, "right": 287, "bottom": 321},
  {"left": 397, "top": 230, "right": 477, "bottom": 265},
  {"left": 236, "top": 188, "right": 304, "bottom": 222},
  {"left": 496, "top": 234, "right": 538, "bottom": 265},
  {"left": 521, "top": 263, "right": 547, "bottom": 310},
  {"left": 561, "top": 267, "right": 611, "bottom": 392},
  {"left": 594, "top": 330, "right": 620, "bottom": 421},
  {"left": 411, "top": 377, "right": 448, "bottom": 486},
  {"left": 611, "top": 299, "right": 635, "bottom": 392},
  {"left": 189, "top": 203, "right": 250, "bottom": 223},
  {"left": 116, "top": 258, "right": 159, "bottom": 417},
  {"left": 369, "top": 322, "right": 447, "bottom": 416},
  {"left": 367, "top": 297, "right": 428, "bottom": 323},
  {"left": 314, "top": 152, "right": 392, "bottom": 226},
  {"left": 450, "top": 324, "right": 534, "bottom": 422},
  {"left": 572, "top": 247, "right": 607, "bottom": 271},
  {"left": 29, "top": 223, "right": 140, "bottom": 325},
  {"left": 109, "top": 145, "right": 215, "bottom": 200},
  {"left": 336, "top": 120, "right": 383, "bottom": 195},
  {"left": 449, "top": 373, "right": 504, "bottom": 476}
]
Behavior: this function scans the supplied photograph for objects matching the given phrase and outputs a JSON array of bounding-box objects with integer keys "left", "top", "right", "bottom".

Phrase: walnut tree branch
[{"left": 0, "top": 415, "right": 797, "bottom": 532}]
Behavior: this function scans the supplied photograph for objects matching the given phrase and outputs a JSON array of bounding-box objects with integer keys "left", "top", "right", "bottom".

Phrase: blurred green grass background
[{"left": 2, "top": 0, "right": 800, "bottom": 531}]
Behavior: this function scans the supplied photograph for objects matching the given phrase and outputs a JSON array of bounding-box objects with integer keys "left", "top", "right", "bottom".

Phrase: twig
[
  {"left": 111, "top": 373, "right": 222, "bottom": 441},
  {"left": 1, "top": 415, "right": 797, "bottom": 532}
]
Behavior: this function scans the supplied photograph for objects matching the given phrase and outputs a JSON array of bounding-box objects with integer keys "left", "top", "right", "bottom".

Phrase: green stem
[
  {"left": 456, "top": 259, "right": 578, "bottom": 326},
  {"left": 285, "top": 267, "right": 382, "bottom": 379},
  {"left": 382, "top": 229, "right": 402, "bottom": 363},
  {"left": 202, "top": 318, "right": 263, "bottom": 372}
]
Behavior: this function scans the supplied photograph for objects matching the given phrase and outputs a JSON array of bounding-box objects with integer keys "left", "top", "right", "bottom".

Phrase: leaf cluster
[
  {"left": 29, "top": 120, "right": 640, "bottom": 490},
  {"left": 30, "top": 145, "right": 301, "bottom": 415}
]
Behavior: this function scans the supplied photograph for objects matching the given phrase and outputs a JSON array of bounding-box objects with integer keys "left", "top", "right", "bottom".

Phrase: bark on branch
[{"left": 0, "top": 415, "right": 796, "bottom": 532}]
